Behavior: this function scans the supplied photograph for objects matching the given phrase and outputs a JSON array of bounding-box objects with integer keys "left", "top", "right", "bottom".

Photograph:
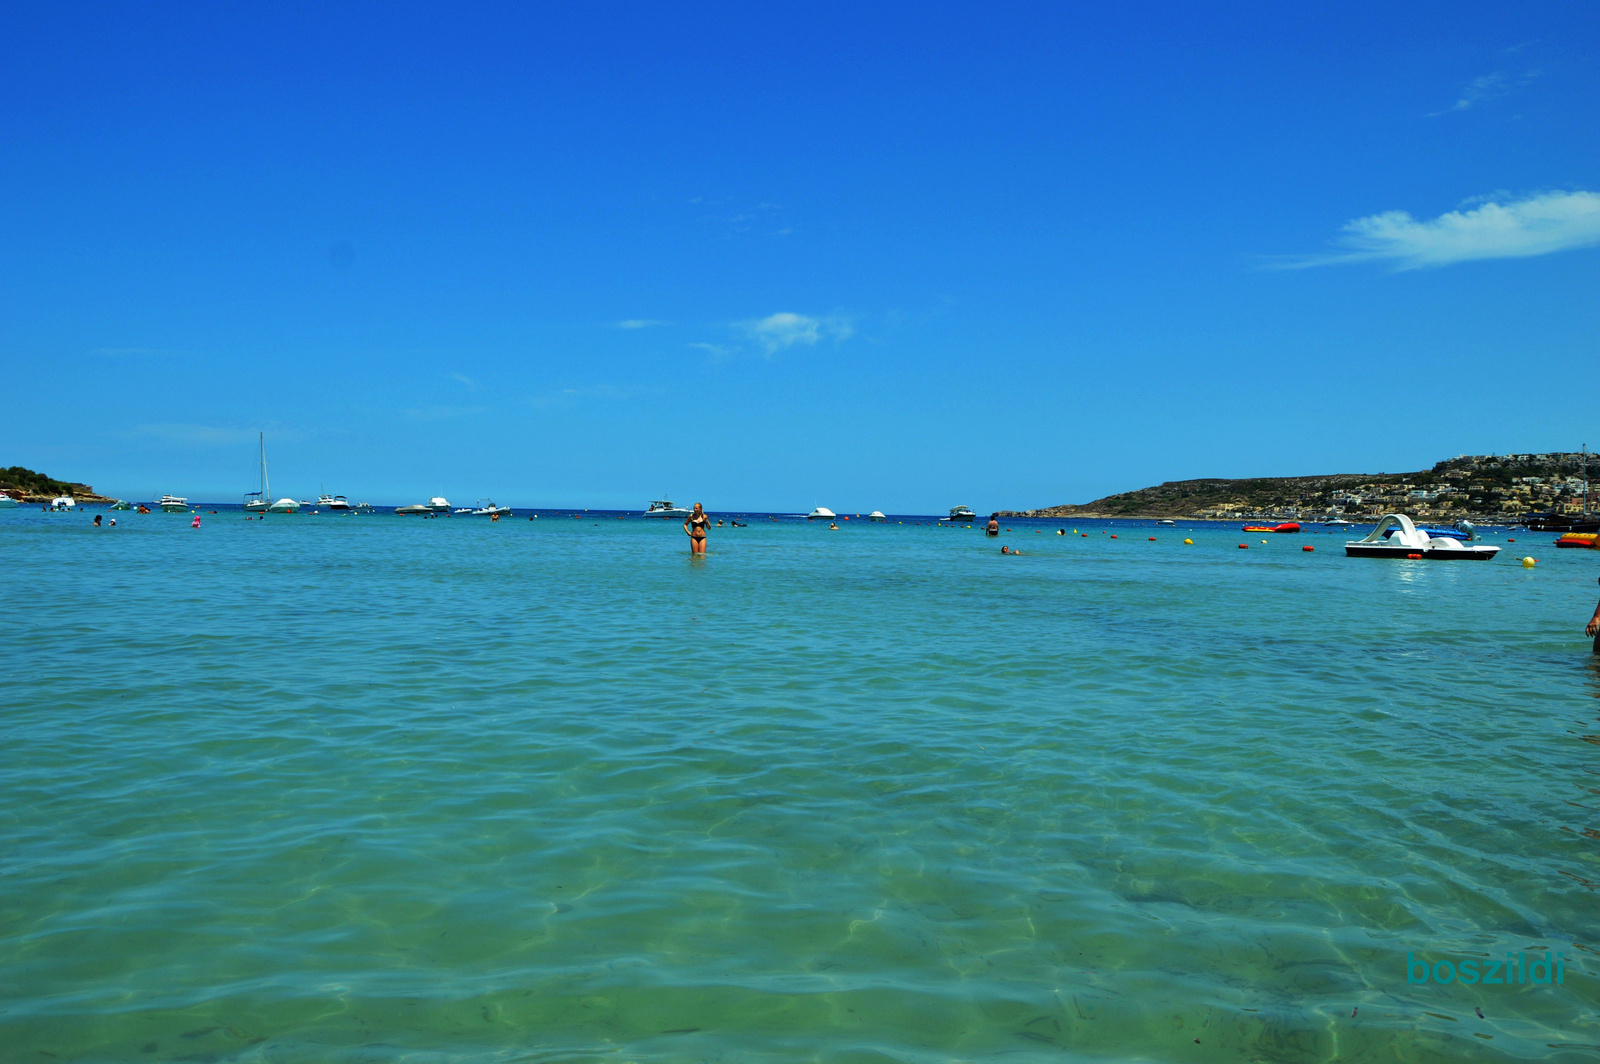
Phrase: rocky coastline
[{"left": 999, "top": 452, "right": 1595, "bottom": 525}]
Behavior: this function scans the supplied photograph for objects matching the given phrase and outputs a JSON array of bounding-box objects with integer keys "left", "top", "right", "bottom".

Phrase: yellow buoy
[
  {"left": 1183, "top": 538, "right": 1193, "bottom": 545},
  {"left": 1522, "top": 556, "right": 1536, "bottom": 568},
  {"left": 1261, "top": 539, "right": 1268, "bottom": 545}
]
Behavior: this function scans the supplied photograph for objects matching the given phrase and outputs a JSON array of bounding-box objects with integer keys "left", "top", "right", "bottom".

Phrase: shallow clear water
[{"left": 3, "top": 509, "right": 1597, "bottom": 1062}]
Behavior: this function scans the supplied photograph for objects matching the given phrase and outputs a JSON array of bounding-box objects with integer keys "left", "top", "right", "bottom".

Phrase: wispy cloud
[
  {"left": 617, "top": 319, "right": 667, "bottom": 330},
  {"left": 527, "top": 384, "right": 637, "bottom": 410},
  {"left": 402, "top": 405, "right": 488, "bottom": 422},
  {"left": 1269, "top": 191, "right": 1600, "bottom": 270},
  {"left": 131, "top": 423, "right": 262, "bottom": 446},
  {"left": 1428, "top": 69, "right": 1538, "bottom": 116},
  {"left": 737, "top": 312, "right": 854, "bottom": 356},
  {"left": 93, "top": 347, "right": 169, "bottom": 358},
  {"left": 450, "top": 373, "right": 481, "bottom": 390}
]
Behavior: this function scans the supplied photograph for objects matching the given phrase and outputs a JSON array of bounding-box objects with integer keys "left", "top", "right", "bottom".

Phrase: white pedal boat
[{"left": 1345, "top": 514, "right": 1499, "bottom": 560}]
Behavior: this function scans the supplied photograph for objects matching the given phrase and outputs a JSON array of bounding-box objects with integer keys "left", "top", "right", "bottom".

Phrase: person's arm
[{"left": 1587, "top": 599, "right": 1600, "bottom": 638}]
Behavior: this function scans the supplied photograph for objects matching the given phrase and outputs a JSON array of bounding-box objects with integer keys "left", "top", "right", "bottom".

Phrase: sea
[{"left": 3, "top": 506, "right": 1597, "bottom": 1063}]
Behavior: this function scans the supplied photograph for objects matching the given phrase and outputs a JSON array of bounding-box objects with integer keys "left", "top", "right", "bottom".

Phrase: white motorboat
[
  {"left": 1323, "top": 517, "right": 1353, "bottom": 527},
  {"left": 1158, "top": 519, "right": 1176, "bottom": 526},
  {"left": 1345, "top": 514, "right": 1500, "bottom": 560},
  {"left": 395, "top": 503, "right": 430, "bottom": 516},
  {"left": 318, "top": 494, "right": 351, "bottom": 511},
  {"left": 943, "top": 505, "right": 977, "bottom": 523},
  {"left": 158, "top": 495, "right": 188, "bottom": 513},
  {"left": 425, "top": 497, "right": 451, "bottom": 514},
  {"left": 471, "top": 499, "right": 513, "bottom": 516},
  {"left": 868, "top": 511, "right": 886, "bottom": 522},
  {"left": 267, "top": 497, "right": 299, "bottom": 513},
  {"left": 808, "top": 507, "right": 837, "bottom": 521},
  {"left": 644, "top": 499, "right": 691, "bottom": 518},
  {"left": 352, "top": 502, "right": 374, "bottom": 514},
  {"left": 452, "top": 506, "right": 476, "bottom": 515},
  {"left": 51, "top": 496, "right": 77, "bottom": 511},
  {"left": 0, "top": 492, "right": 18, "bottom": 509}
]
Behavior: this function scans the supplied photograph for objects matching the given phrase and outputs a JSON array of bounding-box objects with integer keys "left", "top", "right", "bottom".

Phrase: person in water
[
  {"left": 684, "top": 502, "right": 709, "bottom": 554},
  {"left": 986, "top": 514, "right": 1000, "bottom": 537},
  {"left": 1585, "top": 577, "right": 1600, "bottom": 652}
]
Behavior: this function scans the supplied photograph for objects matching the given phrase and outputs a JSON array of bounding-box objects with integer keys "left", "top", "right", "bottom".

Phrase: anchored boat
[
  {"left": 643, "top": 499, "right": 691, "bottom": 518},
  {"left": 1345, "top": 515, "right": 1499, "bottom": 560}
]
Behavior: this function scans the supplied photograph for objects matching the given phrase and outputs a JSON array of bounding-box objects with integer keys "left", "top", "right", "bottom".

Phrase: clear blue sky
[{"left": 3, "top": 2, "right": 1597, "bottom": 511}]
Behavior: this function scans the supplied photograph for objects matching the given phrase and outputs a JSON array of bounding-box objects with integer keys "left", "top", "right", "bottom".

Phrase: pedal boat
[{"left": 1345, "top": 514, "right": 1499, "bottom": 560}]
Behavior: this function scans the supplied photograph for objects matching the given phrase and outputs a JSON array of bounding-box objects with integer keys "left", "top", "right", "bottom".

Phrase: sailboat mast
[{"left": 261, "top": 432, "right": 270, "bottom": 503}]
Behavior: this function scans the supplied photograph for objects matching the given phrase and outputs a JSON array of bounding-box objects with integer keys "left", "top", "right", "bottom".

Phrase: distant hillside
[
  {"left": 1000, "top": 453, "right": 1597, "bottom": 522},
  {"left": 0, "top": 465, "right": 112, "bottom": 503}
]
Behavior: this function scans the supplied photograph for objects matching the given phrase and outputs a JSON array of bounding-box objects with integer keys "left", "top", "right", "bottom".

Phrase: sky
[{"left": 2, "top": 1, "right": 1598, "bottom": 512}]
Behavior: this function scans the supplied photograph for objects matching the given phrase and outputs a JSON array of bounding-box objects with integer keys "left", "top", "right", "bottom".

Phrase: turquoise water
[{"left": 3, "top": 510, "right": 1598, "bottom": 1063}]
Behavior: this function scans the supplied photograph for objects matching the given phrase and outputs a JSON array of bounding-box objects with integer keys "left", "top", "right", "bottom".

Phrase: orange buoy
[
  {"left": 1110, "top": 534, "right": 1118, "bottom": 539},
  {"left": 1406, "top": 553, "right": 1422, "bottom": 559},
  {"left": 1302, "top": 545, "right": 1314, "bottom": 552},
  {"left": 1238, "top": 543, "right": 1248, "bottom": 549},
  {"left": 1148, "top": 536, "right": 1156, "bottom": 541}
]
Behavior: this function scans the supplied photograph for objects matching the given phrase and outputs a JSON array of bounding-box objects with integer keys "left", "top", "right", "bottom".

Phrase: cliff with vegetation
[
  {"left": 1, "top": 465, "right": 114, "bottom": 503},
  {"left": 1001, "top": 453, "right": 1597, "bottom": 522}
]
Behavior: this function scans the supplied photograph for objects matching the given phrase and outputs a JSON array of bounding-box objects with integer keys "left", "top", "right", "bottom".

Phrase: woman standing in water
[{"left": 684, "top": 502, "right": 709, "bottom": 554}]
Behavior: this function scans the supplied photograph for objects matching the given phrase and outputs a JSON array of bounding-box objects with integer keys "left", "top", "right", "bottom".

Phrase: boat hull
[{"left": 1344, "top": 544, "right": 1500, "bottom": 560}]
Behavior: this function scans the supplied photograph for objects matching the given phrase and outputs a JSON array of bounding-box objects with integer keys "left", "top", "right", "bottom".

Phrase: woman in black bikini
[{"left": 684, "top": 503, "right": 709, "bottom": 554}]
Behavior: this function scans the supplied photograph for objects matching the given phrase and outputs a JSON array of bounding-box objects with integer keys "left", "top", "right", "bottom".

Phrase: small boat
[
  {"left": 452, "top": 506, "right": 476, "bottom": 515},
  {"left": 108, "top": 499, "right": 132, "bottom": 511},
  {"left": 158, "top": 495, "right": 188, "bottom": 513},
  {"left": 868, "top": 511, "right": 887, "bottom": 522},
  {"left": 245, "top": 433, "right": 271, "bottom": 512},
  {"left": 1323, "top": 517, "right": 1353, "bottom": 527},
  {"left": 1158, "top": 519, "right": 1176, "bottom": 526},
  {"left": 425, "top": 497, "right": 451, "bottom": 514},
  {"left": 395, "top": 503, "right": 430, "bottom": 516},
  {"left": 0, "top": 492, "right": 18, "bottom": 509},
  {"left": 944, "top": 505, "right": 977, "bottom": 522},
  {"left": 51, "top": 496, "right": 77, "bottom": 511},
  {"left": 643, "top": 499, "right": 691, "bottom": 518},
  {"left": 1242, "top": 522, "right": 1300, "bottom": 533},
  {"left": 471, "top": 499, "right": 513, "bottom": 516},
  {"left": 1345, "top": 514, "right": 1500, "bottom": 560},
  {"left": 318, "top": 494, "right": 351, "bottom": 511},
  {"left": 352, "top": 502, "right": 375, "bottom": 514},
  {"left": 267, "top": 497, "right": 299, "bottom": 513},
  {"left": 808, "top": 506, "right": 837, "bottom": 521}
]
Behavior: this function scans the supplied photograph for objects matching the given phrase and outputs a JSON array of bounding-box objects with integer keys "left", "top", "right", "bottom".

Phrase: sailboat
[
  {"left": 245, "top": 433, "right": 299, "bottom": 513},
  {"left": 244, "top": 433, "right": 268, "bottom": 512}
]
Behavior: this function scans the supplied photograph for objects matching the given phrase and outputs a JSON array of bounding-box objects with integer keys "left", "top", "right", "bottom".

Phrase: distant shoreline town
[
  {"left": 999, "top": 452, "right": 1596, "bottom": 524},
  {"left": 6, "top": 451, "right": 1596, "bottom": 525}
]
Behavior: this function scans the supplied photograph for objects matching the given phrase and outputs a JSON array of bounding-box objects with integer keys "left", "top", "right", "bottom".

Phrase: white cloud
[
  {"left": 451, "top": 373, "right": 480, "bottom": 389},
  {"left": 1428, "top": 68, "right": 1539, "bottom": 116},
  {"left": 1274, "top": 191, "right": 1600, "bottom": 270},
  {"left": 617, "top": 319, "right": 666, "bottom": 329},
  {"left": 738, "top": 312, "right": 854, "bottom": 355}
]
